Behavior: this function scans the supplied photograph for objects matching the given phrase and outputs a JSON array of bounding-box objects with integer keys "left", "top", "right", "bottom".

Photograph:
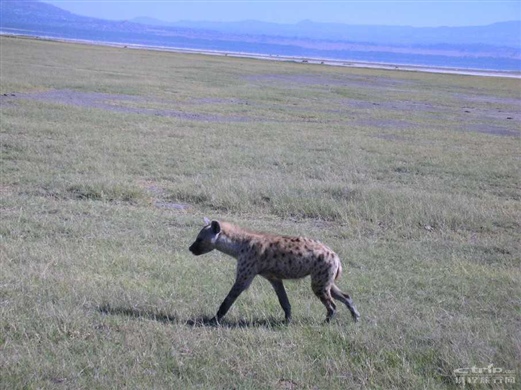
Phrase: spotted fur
[{"left": 189, "top": 218, "right": 360, "bottom": 324}]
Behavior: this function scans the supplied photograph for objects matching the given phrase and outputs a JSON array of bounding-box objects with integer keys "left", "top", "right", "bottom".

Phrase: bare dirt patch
[
  {"left": 357, "top": 118, "right": 416, "bottom": 129},
  {"left": 339, "top": 98, "right": 441, "bottom": 113},
  {"left": 137, "top": 179, "right": 190, "bottom": 211},
  {"left": 461, "top": 124, "right": 520, "bottom": 137},
  {"left": 0, "top": 90, "right": 266, "bottom": 123},
  {"left": 373, "top": 134, "right": 412, "bottom": 142},
  {"left": 450, "top": 94, "right": 521, "bottom": 137},
  {"left": 188, "top": 97, "right": 250, "bottom": 105},
  {"left": 454, "top": 93, "right": 521, "bottom": 123},
  {"left": 245, "top": 73, "right": 411, "bottom": 89}
]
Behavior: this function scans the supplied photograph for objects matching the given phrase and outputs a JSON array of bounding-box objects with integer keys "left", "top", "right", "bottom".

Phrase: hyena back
[{"left": 189, "top": 217, "right": 360, "bottom": 324}]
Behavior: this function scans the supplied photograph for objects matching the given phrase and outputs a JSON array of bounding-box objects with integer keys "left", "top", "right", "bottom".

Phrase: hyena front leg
[
  {"left": 267, "top": 279, "right": 292, "bottom": 323},
  {"left": 331, "top": 284, "right": 360, "bottom": 322},
  {"left": 213, "top": 276, "right": 255, "bottom": 323}
]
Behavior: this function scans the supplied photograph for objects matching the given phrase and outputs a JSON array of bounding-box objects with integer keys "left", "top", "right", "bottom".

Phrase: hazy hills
[
  {"left": 133, "top": 17, "right": 521, "bottom": 48},
  {"left": 2, "top": 0, "right": 520, "bottom": 70}
]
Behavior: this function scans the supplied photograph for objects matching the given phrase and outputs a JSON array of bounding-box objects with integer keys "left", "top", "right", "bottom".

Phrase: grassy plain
[{"left": 1, "top": 36, "right": 520, "bottom": 389}]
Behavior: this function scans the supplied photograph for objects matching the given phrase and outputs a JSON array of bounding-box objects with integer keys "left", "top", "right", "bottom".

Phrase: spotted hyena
[{"left": 189, "top": 217, "right": 360, "bottom": 324}]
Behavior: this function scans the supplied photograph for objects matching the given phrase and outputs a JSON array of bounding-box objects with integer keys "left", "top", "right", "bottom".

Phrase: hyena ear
[
  {"left": 211, "top": 220, "right": 221, "bottom": 234},
  {"left": 203, "top": 217, "right": 211, "bottom": 226}
]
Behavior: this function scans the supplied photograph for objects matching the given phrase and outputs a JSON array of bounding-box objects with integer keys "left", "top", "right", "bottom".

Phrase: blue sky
[{"left": 43, "top": 1, "right": 521, "bottom": 27}]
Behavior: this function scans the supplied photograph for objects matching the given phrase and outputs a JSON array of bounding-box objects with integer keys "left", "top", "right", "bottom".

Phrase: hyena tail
[{"left": 335, "top": 261, "right": 342, "bottom": 281}]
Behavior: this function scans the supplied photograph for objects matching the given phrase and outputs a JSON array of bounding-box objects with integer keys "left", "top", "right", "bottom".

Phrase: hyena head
[{"left": 189, "top": 217, "right": 222, "bottom": 256}]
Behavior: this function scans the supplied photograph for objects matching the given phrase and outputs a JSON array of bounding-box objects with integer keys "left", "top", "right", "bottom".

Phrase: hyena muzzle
[{"left": 189, "top": 217, "right": 360, "bottom": 324}]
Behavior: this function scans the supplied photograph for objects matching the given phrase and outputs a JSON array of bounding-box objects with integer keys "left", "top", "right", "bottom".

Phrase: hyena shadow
[
  {"left": 98, "top": 303, "right": 178, "bottom": 324},
  {"left": 97, "top": 304, "right": 291, "bottom": 329}
]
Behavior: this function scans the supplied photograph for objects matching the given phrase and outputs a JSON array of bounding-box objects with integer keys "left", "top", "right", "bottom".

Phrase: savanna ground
[{"left": 1, "top": 36, "right": 520, "bottom": 389}]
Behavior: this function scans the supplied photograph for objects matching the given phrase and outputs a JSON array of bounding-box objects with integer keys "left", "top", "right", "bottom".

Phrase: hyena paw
[{"left": 207, "top": 317, "right": 220, "bottom": 326}]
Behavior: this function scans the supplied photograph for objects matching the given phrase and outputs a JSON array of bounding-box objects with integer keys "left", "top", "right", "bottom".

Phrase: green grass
[{"left": 1, "top": 36, "right": 520, "bottom": 389}]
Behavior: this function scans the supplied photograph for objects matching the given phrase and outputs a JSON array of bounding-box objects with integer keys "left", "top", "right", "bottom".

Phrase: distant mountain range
[
  {"left": 1, "top": 0, "right": 520, "bottom": 71},
  {"left": 133, "top": 17, "right": 521, "bottom": 48}
]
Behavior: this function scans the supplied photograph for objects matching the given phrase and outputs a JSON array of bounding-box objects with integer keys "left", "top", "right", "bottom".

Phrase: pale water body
[{"left": 2, "top": 26, "right": 520, "bottom": 73}]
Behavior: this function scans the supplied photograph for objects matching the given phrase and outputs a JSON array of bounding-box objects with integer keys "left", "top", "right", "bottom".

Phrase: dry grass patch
[{"left": 1, "top": 36, "right": 520, "bottom": 389}]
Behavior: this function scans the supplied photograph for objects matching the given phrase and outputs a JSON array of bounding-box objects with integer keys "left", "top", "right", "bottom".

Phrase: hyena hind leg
[
  {"left": 330, "top": 284, "right": 360, "bottom": 322},
  {"left": 312, "top": 286, "right": 337, "bottom": 323}
]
